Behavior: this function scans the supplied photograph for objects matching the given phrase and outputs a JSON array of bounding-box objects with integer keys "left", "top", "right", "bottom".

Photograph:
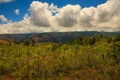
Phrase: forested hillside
[{"left": 0, "top": 31, "right": 120, "bottom": 43}]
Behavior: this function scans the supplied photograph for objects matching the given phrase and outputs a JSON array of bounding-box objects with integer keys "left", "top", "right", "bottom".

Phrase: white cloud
[
  {"left": 0, "top": 15, "right": 8, "bottom": 22},
  {"left": 14, "top": 9, "right": 20, "bottom": 15},
  {"left": 55, "top": 5, "right": 81, "bottom": 27},
  {"left": 91, "top": 0, "right": 120, "bottom": 31},
  {"left": 30, "top": 1, "right": 52, "bottom": 27},
  {"left": 0, "top": 0, "right": 12, "bottom": 4},
  {"left": 0, "top": 0, "right": 120, "bottom": 34},
  {"left": 49, "top": 3, "right": 58, "bottom": 14}
]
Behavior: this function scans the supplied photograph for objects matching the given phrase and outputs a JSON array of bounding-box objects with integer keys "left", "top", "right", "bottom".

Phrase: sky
[{"left": 0, "top": 0, "right": 120, "bottom": 34}]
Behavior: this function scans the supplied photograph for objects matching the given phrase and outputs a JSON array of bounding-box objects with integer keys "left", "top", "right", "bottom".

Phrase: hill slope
[{"left": 0, "top": 31, "right": 120, "bottom": 42}]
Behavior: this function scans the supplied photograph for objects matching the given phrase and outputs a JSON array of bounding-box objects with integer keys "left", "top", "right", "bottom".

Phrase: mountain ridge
[{"left": 0, "top": 31, "right": 120, "bottom": 43}]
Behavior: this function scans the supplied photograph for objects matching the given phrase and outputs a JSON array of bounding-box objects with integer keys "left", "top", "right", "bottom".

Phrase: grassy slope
[{"left": 0, "top": 36, "right": 120, "bottom": 80}]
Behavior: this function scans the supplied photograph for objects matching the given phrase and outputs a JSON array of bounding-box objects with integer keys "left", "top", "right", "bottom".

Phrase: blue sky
[
  {"left": 0, "top": 0, "right": 107, "bottom": 22},
  {"left": 0, "top": 0, "right": 120, "bottom": 34}
]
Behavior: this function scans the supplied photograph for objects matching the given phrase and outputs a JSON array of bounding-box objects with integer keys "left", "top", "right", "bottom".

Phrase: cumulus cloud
[
  {"left": 14, "top": 9, "right": 20, "bottom": 15},
  {"left": 0, "top": 15, "right": 8, "bottom": 22},
  {"left": 0, "top": 0, "right": 120, "bottom": 34},
  {"left": 92, "top": 0, "right": 120, "bottom": 31},
  {"left": 55, "top": 5, "right": 81, "bottom": 27},
  {"left": 0, "top": 0, "right": 12, "bottom": 4},
  {"left": 49, "top": 3, "right": 58, "bottom": 14},
  {"left": 30, "top": 1, "right": 52, "bottom": 27}
]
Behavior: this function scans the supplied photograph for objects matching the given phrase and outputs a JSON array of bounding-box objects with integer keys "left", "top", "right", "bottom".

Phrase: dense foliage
[{"left": 0, "top": 35, "right": 120, "bottom": 80}]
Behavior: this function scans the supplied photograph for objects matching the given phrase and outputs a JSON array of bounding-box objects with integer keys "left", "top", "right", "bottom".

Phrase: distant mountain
[{"left": 0, "top": 31, "right": 120, "bottom": 43}]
